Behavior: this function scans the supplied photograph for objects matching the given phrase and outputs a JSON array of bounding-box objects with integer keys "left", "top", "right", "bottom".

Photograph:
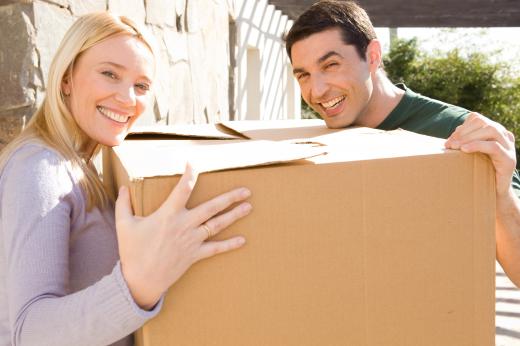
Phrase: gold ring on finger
[{"left": 201, "top": 223, "right": 212, "bottom": 239}]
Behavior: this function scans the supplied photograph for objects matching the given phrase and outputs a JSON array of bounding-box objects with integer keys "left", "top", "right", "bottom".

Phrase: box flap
[
  {"left": 220, "top": 121, "right": 451, "bottom": 162},
  {"left": 127, "top": 124, "right": 241, "bottom": 139},
  {"left": 113, "top": 139, "right": 327, "bottom": 179},
  {"left": 307, "top": 127, "right": 451, "bottom": 163},
  {"left": 120, "top": 125, "right": 455, "bottom": 179},
  {"left": 219, "top": 119, "right": 343, "bottom": 141}
]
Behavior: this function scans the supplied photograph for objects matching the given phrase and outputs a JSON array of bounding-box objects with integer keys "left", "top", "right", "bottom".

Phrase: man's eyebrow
[
  {"left": 293, "top": 67, "right": 306, "bottom": 75},
  {"left": 318, "top": 51, "right": 343, "bottom": 64},
  {"left": 292, "top": 50, "right": 344, "bottom": 75}
]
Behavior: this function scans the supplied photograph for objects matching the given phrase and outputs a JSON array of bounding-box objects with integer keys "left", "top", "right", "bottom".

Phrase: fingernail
[
  {"left": 460, "top": 144, "right": 469, "bottom": 152},
  {"left": 450, "top": 140, "right": 460, "bottom": 149},
  {"left": 242, "top": 203, "right": 252, "bottom": 213},
  {"left": 237, "top": 237, "right": 246, "bottom": 245},
  {"left": 241, "top": 188, "right": 251, "bottom": 198}
]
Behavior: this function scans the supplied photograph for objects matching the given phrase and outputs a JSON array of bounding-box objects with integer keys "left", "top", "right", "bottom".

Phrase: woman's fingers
[
  {"left": 196, "top": 237, "right": 246, "bottom": 261},
  {"left": 188, "top": 187, "right": 251, "bottom": 228},
  {"left": 194, "top": 202, "right": 252, "bottom": 241},
  {"left": 160, "top": 163, "right": 199, "bottom": 213},
  {"left": 115, "top": 164, "right": 253, "bottom": 308},
  {"left": 115, "top": 186, "right": 133, "bottom": 228}
]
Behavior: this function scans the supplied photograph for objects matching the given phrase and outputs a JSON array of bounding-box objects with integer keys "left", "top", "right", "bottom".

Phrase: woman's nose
[{"left": 115, "top": 84, "right": 137, "bottom": 106}]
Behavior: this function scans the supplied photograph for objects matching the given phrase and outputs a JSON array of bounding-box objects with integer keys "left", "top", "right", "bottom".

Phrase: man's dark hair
[{"left": 284, "top": 0, "right": 377, "bottom": 61}]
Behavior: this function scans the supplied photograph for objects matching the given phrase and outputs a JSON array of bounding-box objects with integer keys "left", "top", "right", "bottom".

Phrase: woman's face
[{"left": 62, "top": 34, "right": 155, "bottom": 149}]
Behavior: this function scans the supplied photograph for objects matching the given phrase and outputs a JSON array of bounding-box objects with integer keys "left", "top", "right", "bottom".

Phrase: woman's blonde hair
[{"left": 0, "top": 12, "right": 156, "bottom": 211}]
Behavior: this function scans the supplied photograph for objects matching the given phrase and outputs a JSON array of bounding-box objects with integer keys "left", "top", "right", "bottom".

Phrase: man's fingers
[
  {"left": 194, "top": 202, "right": 252, "bottom": 241},
  {"left": 460, "top": 140, "right": 516, "bottom": 195},
  {"left": 507, "top": 130, "right": 515, "bottom": 143},
  {"left": 195, "top": 237, "right": 246, "bottom": 261},
  {"left": 446, "top": 114, "right": 482, "bottom": 149},
  {"left": 188, "top": 187, "right": 251, "bottom": 228},
  {"left": 452, "top": 112, "right": 484, "bottom": 138},
  {"left": 161, "top": 163, "right": 199, "bottom": 212},
  {"left": 453, "top": 126, "right": 511, "bottom": 150},
  {"left": 460, "top": 140, "right": 510, "bottom": 160},
  {"left": 446, "top": 113, "right": 512, "bottom": 150}
]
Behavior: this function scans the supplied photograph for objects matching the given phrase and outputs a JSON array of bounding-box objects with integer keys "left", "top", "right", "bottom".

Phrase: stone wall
[{"left": 0, "top": 0, "right": 230, "bottom": 149}]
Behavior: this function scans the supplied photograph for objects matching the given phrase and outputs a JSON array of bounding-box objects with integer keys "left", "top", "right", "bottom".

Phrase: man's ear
[
  {"left": 366, "top": 39, "right": 382, "bottom": 73},
  {"left": 61, "top": 75, "right": 71, "bottom": 96}
]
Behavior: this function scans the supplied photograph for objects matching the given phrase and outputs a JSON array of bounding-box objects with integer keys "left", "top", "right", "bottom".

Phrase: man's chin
[{"left": 323, "top": 115, "right": 352, "bottom": 129}]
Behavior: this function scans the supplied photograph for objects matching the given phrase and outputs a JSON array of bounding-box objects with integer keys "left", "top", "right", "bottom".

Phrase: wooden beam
[{"left": 269, "top": 0, "right": 520, "bottom": 27}]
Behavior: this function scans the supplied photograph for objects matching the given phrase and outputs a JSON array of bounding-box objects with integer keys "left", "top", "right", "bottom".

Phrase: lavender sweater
[{"left": 0, "top": 142, "right": 162, "bottom": 346}]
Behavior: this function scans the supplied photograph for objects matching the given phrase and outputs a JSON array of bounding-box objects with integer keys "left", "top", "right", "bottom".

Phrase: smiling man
[{"left": 285, "top": 0, "right": 520, "bottom": 287}]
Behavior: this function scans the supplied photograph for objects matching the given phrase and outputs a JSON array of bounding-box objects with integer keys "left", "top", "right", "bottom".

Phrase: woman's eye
[
  {"left": 135, "top": 83, "right": 150, "bottom": 92},
  {"left": 102, "top": 70, "right": 117, "bottom": 79}
]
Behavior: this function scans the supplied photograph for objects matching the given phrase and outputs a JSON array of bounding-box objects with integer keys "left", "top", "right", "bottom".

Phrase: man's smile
[{"left": 320, "top": 95, "right": 346, "bottom": 110}]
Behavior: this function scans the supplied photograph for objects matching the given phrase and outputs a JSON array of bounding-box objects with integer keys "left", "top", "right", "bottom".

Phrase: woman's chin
[{"left": 99, "top": 136, "right": 126, "bottom": 148}]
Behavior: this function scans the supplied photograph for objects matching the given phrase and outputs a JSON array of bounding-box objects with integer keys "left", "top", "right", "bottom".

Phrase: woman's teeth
[
  {"left": 322, "top": 96, "right": 345, "bottom": 109},
  {"left": 97, "top": 106, "right": 129, "bottom": 123}
]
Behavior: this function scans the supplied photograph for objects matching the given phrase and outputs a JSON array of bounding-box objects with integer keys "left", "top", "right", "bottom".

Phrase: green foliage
[
  {"left": 301, "top": 97, "right": 321, "bottom": 119},
  {"left": 384, "top": 38, "right": 520, "bottom": 165}
]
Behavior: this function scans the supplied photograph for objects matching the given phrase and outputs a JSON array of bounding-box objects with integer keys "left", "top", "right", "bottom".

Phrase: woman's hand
[{"left": 115, "top": 164, "right": 252, "bottom": 310}]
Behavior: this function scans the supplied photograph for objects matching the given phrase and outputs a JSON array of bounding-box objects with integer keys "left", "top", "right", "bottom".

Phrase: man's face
[{"left": 291, "top": 28, "right": 374, "bottom": 128}]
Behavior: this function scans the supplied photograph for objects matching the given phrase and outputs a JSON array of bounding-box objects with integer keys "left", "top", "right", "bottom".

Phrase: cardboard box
[{"left": 103, "top": 120, "right": 496, "bottom": 346}]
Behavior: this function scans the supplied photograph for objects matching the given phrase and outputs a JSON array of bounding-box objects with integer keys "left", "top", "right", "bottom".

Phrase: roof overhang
[{"left": 269, "top": 0, "right": 520, "bottom": 27}]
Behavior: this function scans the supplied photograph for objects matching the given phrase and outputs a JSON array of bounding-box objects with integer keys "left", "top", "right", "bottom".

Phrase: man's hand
[
  {"left": 446, "top": 112, "right": 520, "bottom": 286},
  {"left": 445, "top": 112, "right": 516, "bottom": 198}
]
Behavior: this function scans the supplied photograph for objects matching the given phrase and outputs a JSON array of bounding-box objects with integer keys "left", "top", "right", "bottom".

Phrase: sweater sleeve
[{"left": 1, "top": 145, "right": 161, "bottom": 346}]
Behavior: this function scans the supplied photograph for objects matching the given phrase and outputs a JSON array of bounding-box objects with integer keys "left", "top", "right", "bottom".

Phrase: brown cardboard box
[{"left": 103, "top": 120, "right": 496, "bottom": 346}]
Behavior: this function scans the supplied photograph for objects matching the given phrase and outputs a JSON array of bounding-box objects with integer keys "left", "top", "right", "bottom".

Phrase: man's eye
[
  {"left": 102, "top": 70, "right": 117, "bottom": 79},
  {"left": 326, "top": 62, "right": 338, "bottom": 69},
  {"left": 297, "top": 73, "right": 309, "bottom": 81}
]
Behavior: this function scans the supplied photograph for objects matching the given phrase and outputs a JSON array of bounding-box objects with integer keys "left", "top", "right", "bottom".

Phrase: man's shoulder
[
  {"left": 400, "top": 84, "right": 468, "bottom": 117},
  {"left": 393, "top": 84, "right": 470, "bottom": 138}
]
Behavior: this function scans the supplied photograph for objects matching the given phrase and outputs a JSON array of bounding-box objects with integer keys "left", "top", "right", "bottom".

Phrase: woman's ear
[
  {"left": 61, "top": 75, "right": 71, "bottom": 96},
  {"left": 366, "top": 39, "right": 382, "bottom": 72}
]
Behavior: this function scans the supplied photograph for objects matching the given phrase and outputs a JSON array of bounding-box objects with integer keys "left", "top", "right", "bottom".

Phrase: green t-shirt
[
  {"left": 377, "top": 83, "right": 520, "bottom": 195},
  {"left": 377, "top": 84, "right": 469, "bottom": 139}
]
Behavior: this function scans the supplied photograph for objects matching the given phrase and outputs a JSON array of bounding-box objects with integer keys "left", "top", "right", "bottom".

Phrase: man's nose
[{"left": 310, "top": 75, "right": 328, "bottom": 99}]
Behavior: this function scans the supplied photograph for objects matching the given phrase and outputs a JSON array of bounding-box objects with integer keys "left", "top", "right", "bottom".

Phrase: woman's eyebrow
[
  {"left": 98, "top": 61, "right": 125, "bottom": 69},
  {"left": 97, "top": 61, "right": 152, "bottom": 82}
]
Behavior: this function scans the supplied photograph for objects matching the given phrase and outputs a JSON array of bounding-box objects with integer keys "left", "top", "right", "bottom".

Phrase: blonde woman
[{"left": 0, "top": 12, "right": 252, "bottom": 346}]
